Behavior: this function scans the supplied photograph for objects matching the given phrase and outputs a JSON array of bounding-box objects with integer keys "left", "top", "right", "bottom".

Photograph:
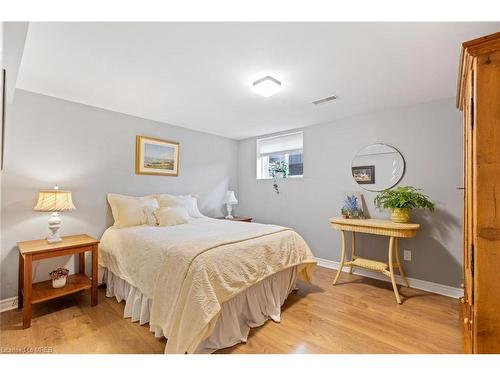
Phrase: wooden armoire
[{"left": 457, "top": 31, "right": 500, "bottom": 354}]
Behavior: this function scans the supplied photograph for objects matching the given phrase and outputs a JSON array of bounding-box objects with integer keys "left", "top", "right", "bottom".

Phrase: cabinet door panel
[
  {"left": 474, "top": 50, "right": 500, "bottom": 354},
  {"left": 463, "top": 65, "right": 475, "bottom": 306}
]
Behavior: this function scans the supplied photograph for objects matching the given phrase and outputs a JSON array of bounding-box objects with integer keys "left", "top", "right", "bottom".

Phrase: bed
[{"left": 99, "top": 216, "right": 316, "bottom": 354}]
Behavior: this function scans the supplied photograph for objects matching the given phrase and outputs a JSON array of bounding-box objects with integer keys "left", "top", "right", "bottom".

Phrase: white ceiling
[{"left": 16, "top": 22, "right": 500, "bottom": 140}]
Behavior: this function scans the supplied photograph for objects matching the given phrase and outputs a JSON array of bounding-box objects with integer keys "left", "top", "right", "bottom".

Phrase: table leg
[
  {"left": 91, "top": 244, "right": 98, "bottom": 306},
  {"left": 79, "top": 252, "right": 85, "bottom": 275},
  {"left": 388, "top": 237, "right": 402, "bottom": 304},
  {"left": 349, "top": 232, "right": 356, "bottom": 274},
  {"left": 23, "top": 254, "right": 32, "bottom": 328},
  {"left": 333, "top": 230, "right": 346, "bottom": 285},
  {"left": 18, "top": 253, "right": 24, "bottom": 309},
  {"left": 395, "top": 238, "right": 409, "bottom": 287}
]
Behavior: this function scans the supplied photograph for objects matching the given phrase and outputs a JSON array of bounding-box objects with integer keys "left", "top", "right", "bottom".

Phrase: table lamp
[
  {"left": 34, "top": 185, "right": 76, "bottom": 243},
  {"left": 224, "top": 190, "right": 238, "bottom": 219}
]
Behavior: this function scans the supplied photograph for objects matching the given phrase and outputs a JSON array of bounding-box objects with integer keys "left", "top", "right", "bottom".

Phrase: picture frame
[
  {"left": 135, "top": 135, "right": 180, "bottom": 176},
  {"left": 341, "top": 191, "right": 365, "bottom": 219},
  {"left": 352, "top": 165, "right": 375, "bottom": 184}
]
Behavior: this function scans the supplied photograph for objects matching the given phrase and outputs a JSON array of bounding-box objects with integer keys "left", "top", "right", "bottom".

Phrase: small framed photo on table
[
  {"left": 341, "top": 191, "right": 366, "bottom": 219},
  {"left": 135, "top": 135, "right": 180, "bottom": 176}
]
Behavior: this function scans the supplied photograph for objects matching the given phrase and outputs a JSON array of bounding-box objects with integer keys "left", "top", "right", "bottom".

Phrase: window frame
[{"left": 256, "top": 131, "right": 304, "bottom": 180}]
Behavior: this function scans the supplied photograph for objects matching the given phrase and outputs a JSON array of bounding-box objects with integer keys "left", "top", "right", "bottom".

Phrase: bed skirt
[{"left": 102, "top": 267, "right": 297, "bottom": 353}]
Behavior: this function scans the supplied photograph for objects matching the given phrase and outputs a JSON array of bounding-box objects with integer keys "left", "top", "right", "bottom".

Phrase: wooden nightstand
[
  {"left": 217, "top": 216, "right": 253, "bottom": 223},
  {"left": 17, "top": 234, "right": 99, "bottom": 328}
]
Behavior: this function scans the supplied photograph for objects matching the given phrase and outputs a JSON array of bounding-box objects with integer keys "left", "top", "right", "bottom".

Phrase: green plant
[
  {"left": 269, "top": 161, "right": 288, "bottom": 194},
  {"left": 374, "top": 186, "right": 435, "bottom": 211},
  {"left": 269, "top": 161, "right": 289, "bottom": 177},
  {"left": 49, "top": 267, "right": 69, "bottom": 280}
]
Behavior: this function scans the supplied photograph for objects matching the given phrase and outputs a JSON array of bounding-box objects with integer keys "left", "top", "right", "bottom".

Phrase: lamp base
[
  {"left": 225, "top": 204, "right": 234, "bottom": 219},
  {"left": 47, "top": 212, "right": 62, "bottom": 243},
  {"left": 47, "top": 236, "right": 62, "bottom": 244}
]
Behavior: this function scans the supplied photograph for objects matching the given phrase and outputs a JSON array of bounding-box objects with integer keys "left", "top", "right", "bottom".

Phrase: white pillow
[
  {"left": 156, "top": 206, "right": 190, "bottom": 227},
  {"left": 155, "top": 194, "right": 204, "bottom": 218},
  {"left": 107, "top": 194, "right": 159, "bottom": 228},
  {"left": 155, "top": 194, "right": 180, "bottom": 208},
  {"left": 176, "top": 195, "right": 204, "bottom": 218}
]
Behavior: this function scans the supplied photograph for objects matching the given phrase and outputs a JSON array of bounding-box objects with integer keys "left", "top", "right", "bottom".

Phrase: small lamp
[
  {"left": 34, "top": 185, "right": 75, "bottom": 243},
  {"left": 224, "top": 191, "right": 238, "bottom": 219}
]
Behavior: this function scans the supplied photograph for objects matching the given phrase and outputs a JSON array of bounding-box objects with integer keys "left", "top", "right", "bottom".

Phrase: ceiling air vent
[{"left": 312, "top": 95, "right": 337, "bottom": 105}]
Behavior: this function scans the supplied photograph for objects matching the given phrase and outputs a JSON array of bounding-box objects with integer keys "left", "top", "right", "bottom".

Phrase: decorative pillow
[
  {"left": 155, "top": 193, "right": 204, "bottom": 218},
  {"left": 143, "top": 206, "right": 158, "bottom": 226},
  {"left": 156, "top": 206, "right": 190, "bottom": 227},
  {"left": 107, "top": 194, "right": 159, "bottom": 228}
]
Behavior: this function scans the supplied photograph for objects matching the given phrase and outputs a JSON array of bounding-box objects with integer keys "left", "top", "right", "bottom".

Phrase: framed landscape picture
[
  {"left": 135, "top": 135, "right": 180, "bottom": 176},
  {"left": 352, "top": 165, "right": 375, "bottom": 184}
]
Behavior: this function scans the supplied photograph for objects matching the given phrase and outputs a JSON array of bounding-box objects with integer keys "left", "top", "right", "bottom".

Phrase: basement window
[{"left": 256, "top": 131, "right": 303, "bottom": 179}]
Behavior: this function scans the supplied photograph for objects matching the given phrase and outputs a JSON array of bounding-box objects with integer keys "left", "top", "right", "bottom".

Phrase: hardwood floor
[{"left": 0, "top": 266, "right": 461, "bottom": 354}]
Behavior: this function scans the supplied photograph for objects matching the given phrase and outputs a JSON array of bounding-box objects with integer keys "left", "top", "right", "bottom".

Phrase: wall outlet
[{"left": 403, "top": 250, "right": 412, "bottom": 261}]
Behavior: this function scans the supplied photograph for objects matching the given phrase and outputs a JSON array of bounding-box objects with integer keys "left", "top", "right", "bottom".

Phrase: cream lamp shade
[
  {"left": 34, "top": 186, "right": 75, "bottom": 243},
  {"left": 34, "top": 189, "right": 76, "bottom": 212},
  {"left": 224, "top": 191, "right": 238, "bottom": 219},
  {"left": 224, "top": 191, "right": 238, "bottom": 205}
]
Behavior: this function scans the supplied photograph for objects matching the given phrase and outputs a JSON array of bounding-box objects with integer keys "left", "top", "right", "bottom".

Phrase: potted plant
[
  {"left": 269, "top": 161, "right": 288, "bottom": 178},
  {"left": 374, "top": 186, "right": 435, "bottom": 223},
  {"left": 269, "top": 161, "right": 289, "bottom": 194},
  {"left": 49, "top": 267, "right": 69, "bottom": 288}
]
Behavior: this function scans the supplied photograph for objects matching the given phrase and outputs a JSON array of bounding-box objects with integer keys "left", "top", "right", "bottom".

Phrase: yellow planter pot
[{"left": 390, "top": 208, "right": 410, "bottom": 223}]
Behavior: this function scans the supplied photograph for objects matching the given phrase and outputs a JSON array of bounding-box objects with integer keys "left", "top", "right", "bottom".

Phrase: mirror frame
[{"left": 351, "top": 143, "right": 406, "bottom": 192}]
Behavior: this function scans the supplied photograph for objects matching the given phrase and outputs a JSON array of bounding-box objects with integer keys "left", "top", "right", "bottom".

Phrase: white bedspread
[{"left": 99, "top": 217, "right": 316, "bottom": 353}]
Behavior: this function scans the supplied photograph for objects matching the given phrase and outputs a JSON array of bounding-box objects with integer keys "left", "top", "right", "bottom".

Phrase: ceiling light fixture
[{"left": 252, "top": 76, "right": 282, "bottom": 97}]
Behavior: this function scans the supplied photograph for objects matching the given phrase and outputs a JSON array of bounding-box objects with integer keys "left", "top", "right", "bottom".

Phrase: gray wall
[
  {"left": 1, "top": 90, "right": 238, "bottom": 299},
  {"left": 238, "top": 98, "right": 463, "bottom": 287},
  {"left": 0, "top": 92, "right": 463, "bottom": 300}
]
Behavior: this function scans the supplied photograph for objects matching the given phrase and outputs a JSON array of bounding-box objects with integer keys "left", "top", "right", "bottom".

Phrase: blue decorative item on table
[{"left": 341, "top": 192, "right": 365, "bottom": 219}]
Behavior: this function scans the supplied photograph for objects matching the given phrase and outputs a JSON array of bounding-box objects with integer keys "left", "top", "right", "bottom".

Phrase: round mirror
[{"left": 351, "top": 143, "right": 405, "bottom": 192}]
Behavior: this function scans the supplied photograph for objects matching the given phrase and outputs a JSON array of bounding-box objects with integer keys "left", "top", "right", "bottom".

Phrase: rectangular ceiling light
[{"left": 252, "top": 76, "right": 282, "bottom": 97}]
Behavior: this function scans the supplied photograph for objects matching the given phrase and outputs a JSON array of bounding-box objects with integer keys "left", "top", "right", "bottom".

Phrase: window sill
[{"left": 256, "top": 175, "right": 304, "bottom": 180}]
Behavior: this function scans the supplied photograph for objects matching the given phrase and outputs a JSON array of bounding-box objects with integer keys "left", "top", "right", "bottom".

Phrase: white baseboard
[
  {"left": 0, "top": 296, "right": 18, "bottom": 312},
  {"left": 0, "top": 260, "right": 462, "bottom": 313},
  {"left": 315, "top": 257, "right": 463, "bottom": 299}
]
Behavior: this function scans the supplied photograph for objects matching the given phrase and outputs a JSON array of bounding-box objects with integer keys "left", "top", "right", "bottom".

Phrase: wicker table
[{"left": 329, "top": 217, "right": 420, "bottom": 304}]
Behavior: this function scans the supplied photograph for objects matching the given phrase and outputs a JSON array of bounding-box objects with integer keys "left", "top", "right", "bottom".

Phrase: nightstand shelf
[{"left": 29, "top": 273, "right": 92, "bottom": 304}]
